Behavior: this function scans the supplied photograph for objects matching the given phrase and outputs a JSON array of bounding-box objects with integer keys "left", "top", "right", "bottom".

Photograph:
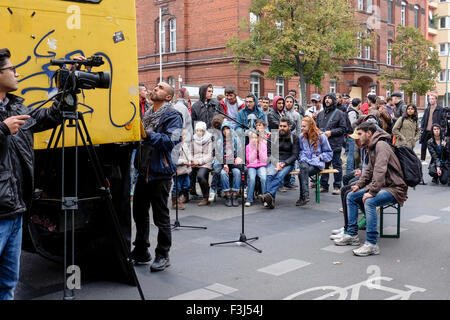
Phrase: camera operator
[{"left": 0, "top": 48, "right": 66, "bottom": 300}]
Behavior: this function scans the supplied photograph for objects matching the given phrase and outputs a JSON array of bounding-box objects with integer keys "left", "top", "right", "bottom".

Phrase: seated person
[
  {"left": 296, "top": 117, "right": 333, "bottom": 206},
  {"left": 171, "top": 129, "right": 192, "bottom": 210},
  {"left": 213, "top": 121, "right": 243, "bottom": 207},
  {"left": 191, "top": 121, "right": 213, "bottom": 206},
  {"left": 245, "top": 120, "right": 269, "bottom": 206},
  {"left": 428, "top": 123, "right": 450, "bottom": 185},
  {"left": 259, "top": 117, "right": 299, "bottom": 209}
]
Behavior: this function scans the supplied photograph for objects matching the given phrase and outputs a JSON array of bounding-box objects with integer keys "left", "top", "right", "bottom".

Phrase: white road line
[
  {"left": 205, "top": 283, "right": 238, "bottom": 295},
  {"left": 440, "top": 206, "right": 450, "bottom": 212},
  {"left": 169, "top": 288, "right": 222, "bottom": 300},
  {"left": 257, "top": 259, "right": 311, "bottom": 276},
  {"left": 410, "top": 215, "right": 440, "bottom": 223}
]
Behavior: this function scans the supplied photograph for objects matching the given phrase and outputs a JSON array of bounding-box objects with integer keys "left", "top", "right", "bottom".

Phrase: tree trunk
[{"left": 299, "top": 76, "right": 307, "bottom": 111}]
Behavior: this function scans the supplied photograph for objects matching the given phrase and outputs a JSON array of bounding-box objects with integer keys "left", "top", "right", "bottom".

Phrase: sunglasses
[{"left": 0, "top": 65, "right": 17, "bottom": 73}]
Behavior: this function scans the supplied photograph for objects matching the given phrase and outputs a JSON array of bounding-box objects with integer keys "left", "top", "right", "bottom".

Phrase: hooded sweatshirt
[
  {"left": 267, "top": 96, "right": 286, "bottom": 131},
  {"left": 191, "top": 84, "right": 223, "bottom": 130},
  {"left": 214, "top": 121, "right": 242, "bottom": 166},
  {"left": 284, "top": 94, "right": 302, "bottom": 136},
  {"left": 315, "top": 93, "right": 347, "bottom": 151},
  {"left": 236, "top": 94, "right": 267, "bottom": 133},
  {"left": 356, "top": 131, "right": 408, "bottom": 205}
]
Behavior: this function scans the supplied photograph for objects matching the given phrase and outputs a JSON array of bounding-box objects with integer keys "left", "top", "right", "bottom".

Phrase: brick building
[{"left": 136, "top": 0, "right": 428, "bottom": 107}]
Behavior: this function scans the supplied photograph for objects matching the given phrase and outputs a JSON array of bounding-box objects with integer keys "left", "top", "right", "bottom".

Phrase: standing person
[
  {"left": 334, "top": 122, "right": 408, "bottom": 256},
  {"left": 342, "top": 94, "right": 351, "bottom": 112},
  {"left": 259, "top": 118, "right": 300, "bottom": 209},
  {"left": 236, "top": 94, "right": 266, "bottom": 133},
  {"left": 336, "top": 93, "right": 346, "bottom": 112},
  {"left": 392, "top": 104, "right": 420, "bottom": 149},
  {"left": 345, "top": 98, "right": 361, "bottom": 174},
  {"left": 138, "top": 83, "right": 151, "bottom": 117},
  {"left": 385, "top": 97, "right": 395, "bottom": 118},
  {"left": 173, "top": 87, "right": 193, "bottom": 140},
  {"left": 316, "top": 93, "right": 347, "bottom": 195},
  {"left": 245, "top": 125, "right": 268, "bottom": 206},
  {"left": 420, "top": 93, "right": 447, "bottom": 161},
  {"left": 267, "top": 96, "right": 286, "bottom": 132},
  {"left": 391, "top": 92, "right": 407, "bottom": 122},
  {"left": 219, "top": 85, "right": 245, "bottom": 128},
  {"left": 191, "top": 121, "right": 213, "bottom": 205},
  {"left": 132, "top": 82, "right": 182, "bottom": 271},
  {"left": 191, "top": 83, "right": 223, "bottom": 130},
  {"left": 284, "top": 95, "right": 302, "bottom": 136},
  {"left": 260, "top": 96, "right": 271, "bottom": 122},
  {"left": 305, "top": 94, "right": 323, "bottom": 119},
  {"left": 427, "top": 124, "right": 450, "bottom": 185},
  {"left": 296, "top": 117, "right": 333, "bottom": 206},
  {"left": 0, "top": 48, "right": 64, "bottom": 299}
]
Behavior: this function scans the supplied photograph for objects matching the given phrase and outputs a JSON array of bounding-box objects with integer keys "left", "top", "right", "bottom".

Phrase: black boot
[
  {"left": 225, "top": 195, "right": 232, "bottom": 207},
  {"left": 232, "top": 194, "right": 240, "bottom": 207}
]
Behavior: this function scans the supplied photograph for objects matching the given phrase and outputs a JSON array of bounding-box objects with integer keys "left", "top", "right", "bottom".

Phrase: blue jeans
[
  {"left": 347, "top": 189, "right": 396, "bottom": 245},
  {"left": 0, "top": 216, "right": 23, "bottom": 300},
  {"left": 218, "top": 165, "right": 241, "bottom": 192},
  {"left": 346, "top": 138, "right": 355, "bottom": 174},
  {"left": 247, "top": 167, "right": 267, "bottom": 203},
  {"left": 266, "top": 163, "right": 294, "bottom": 198},
  {"left": 320, "top": 149, "right": 343, "bottom": 190},
  {"left": 172, "top": 174, "right": 190, "bottom": 195}
]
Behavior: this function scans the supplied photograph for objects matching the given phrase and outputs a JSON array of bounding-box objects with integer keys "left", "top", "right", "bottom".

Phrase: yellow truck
[{"left": 1, "top": 0, "right": 141, "bottom": 285}]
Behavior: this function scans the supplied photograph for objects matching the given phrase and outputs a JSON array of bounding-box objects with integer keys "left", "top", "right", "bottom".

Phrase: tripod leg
[{"left": 76, "top": 114, "right": 145, "bottom": 300}]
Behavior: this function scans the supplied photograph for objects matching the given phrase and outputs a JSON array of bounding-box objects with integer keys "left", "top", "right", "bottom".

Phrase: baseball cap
[
  {"left": 311, "top": 93, "right": 321, "bottom": 102},
  {"left": 349, "top": 128, "right": 359, "bottom": 139},
  {"left": 342, "top": 93, "right": 350, "bottom": 99},
  {"left": 391, "top": 92, "right": 402, "bottom": 98}
]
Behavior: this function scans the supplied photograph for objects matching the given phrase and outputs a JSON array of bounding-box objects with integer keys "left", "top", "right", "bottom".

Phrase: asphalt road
[{"left": 15, "top": 148, "right": 450, "bottom": 301}]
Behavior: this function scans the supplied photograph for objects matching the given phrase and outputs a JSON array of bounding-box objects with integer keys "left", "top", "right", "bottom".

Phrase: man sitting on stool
[
  {"left": 259, "top": 117, "right": 299, "bottom": 209},
  {"left": 334, "top": 122, "right": 408, "bottom": 257}
]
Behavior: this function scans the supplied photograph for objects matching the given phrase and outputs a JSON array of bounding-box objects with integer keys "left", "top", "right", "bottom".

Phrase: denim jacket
[{"left": 298, "top": 133, "right": 333, "bottom": 170}]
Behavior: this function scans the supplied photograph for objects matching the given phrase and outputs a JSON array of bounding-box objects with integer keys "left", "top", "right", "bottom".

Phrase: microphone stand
[{"left": 210, "top": 107, "right": 268, "bottom": 253}]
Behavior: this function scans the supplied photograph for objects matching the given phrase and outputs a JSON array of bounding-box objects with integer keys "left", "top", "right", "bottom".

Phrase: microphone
[{"left": 247, "top": 113, "right": 257, "bottom": 129}]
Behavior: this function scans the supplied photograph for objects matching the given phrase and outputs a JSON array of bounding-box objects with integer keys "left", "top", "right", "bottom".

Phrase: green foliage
[
  {"left": 226, "top": 0, "right": 370, "bottom": 104},
  {"left": 380, "top": 26, "right": 441, "bottom": 101}
]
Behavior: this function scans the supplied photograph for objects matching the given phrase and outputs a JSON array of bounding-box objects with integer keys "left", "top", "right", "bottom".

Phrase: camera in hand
[{"left": 51, "top": 55, "right": 110, "bottom": 91}]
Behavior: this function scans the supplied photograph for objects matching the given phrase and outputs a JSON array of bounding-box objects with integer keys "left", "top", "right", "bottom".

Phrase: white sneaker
[
  {"left": 329, "top": 231, "right": 345, "bottom": 240},
  {"left": 352, "top": 242, "right": 380, "bottom": 256},
  {"left": 331, "top": 227, "right": 344, "bottom": 235},
  {"left": 334, "top": 234, "right": 360, "bottom": 246},
  {"left": 263, "top": 202, "right": 268, "bottom": 207},
  {"left": 245, "top": 201, "right": 251, "bottom": 207}
]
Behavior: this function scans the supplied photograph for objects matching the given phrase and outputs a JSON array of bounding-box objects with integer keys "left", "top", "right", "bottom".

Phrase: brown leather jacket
[{"left": 356, "top": 131, "right": 408, "bottom": 205}]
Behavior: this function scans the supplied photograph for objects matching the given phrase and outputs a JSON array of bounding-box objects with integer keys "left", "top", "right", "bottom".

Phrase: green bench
[
  {"left": 289, "top": 168, "right": 339, "bottom": 203},
  {"left": 379, "top": 202, "right": 401, "bottom": 238}
]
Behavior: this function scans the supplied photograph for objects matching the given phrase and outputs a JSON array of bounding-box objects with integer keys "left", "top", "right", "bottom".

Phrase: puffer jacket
[
  {"left": 356, "top": 131, "right": 408, "bottom": 205},
  {"left": 392, "top": 116, "right": 420, "bottom": 149},
  {"left": 135, "top": 105, "right": 182, "bottom": 181},
  {"left": 0, "top": 93, "right": 62, "bottom": 220},
  {"left": 191, "top": 131, "right": 213, "bottom": 169}
]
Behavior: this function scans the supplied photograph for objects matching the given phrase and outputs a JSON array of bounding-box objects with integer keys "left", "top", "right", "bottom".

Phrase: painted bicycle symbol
[{"left": 283, "top": 265, "right": 426, "bottom": 300}]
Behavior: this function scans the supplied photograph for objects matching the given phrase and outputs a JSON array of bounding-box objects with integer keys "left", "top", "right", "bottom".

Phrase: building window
[
  {"left": 386, "top": 88, "right": 391, "bottom": 98},
  {"left": 387, "top": 40, "right": 392, "bottom": 65},
  {"left": 364, "top": 30, "right": 371, "bottom": 60},
  {"left": 357, "top": 32, "right": 363, "bottom": 58},
  {"left": 414, "top": 6, "right": 419, "bottom": 28},
  {"left": 412, "top": 92, "right": 417, "bottom": 104},
  {"left": 439, "top": 70, "right": 450, "bottom": 82},
  {"left": 250, "top": 72, "right": 261, "bottom": 98},
  {"left": 169, "top": 19, "right": 176, "bottom": 53},
  {"left": 387, "top": 0, "right": 393, "bottom": 24},
  {"left": 358, "top": 0, "right": 363, "bottom": 10},
  {"left": 159, "top": 20, "right": 166, "bottom": 53},
  {"left": 168, "top": 77, "right": 175, "bottom": 88},
  {"left": 439, "top": 43, "right": 450, "bottom": 56},
  {"left": 401, "top": 2, "right": 406, "bottom": 26},
  {"left": 366, "top": 0, "right": 372, "bottom": 13},
  {"left": 276, "top": 77, "right": 285, "bottom": 97},
  {"left": 370, "top": 85, "right": 376, "bottom": 94},
  {"left": 330, "top": 80, "right": 337, "bottom": 93},
  {"left": 440, "top": 17, "right": 450, "bottom": 29}
]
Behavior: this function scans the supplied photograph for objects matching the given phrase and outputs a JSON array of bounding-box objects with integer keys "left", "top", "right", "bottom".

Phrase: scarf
[
  {"left": 193, "top": 130, "right": 212, "bottom": 145},
  {"left": 142, "top": 102, "right": 170, "bottom": 132}
]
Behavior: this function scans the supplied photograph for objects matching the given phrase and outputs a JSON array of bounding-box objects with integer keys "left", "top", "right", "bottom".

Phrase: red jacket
[{"left": 219, "top": 98, "right": 245, "bottom": 116}]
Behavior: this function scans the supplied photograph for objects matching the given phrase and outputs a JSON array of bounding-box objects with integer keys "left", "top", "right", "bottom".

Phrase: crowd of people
[{"left": 132, "top": 82, "right": 450, "bottom": 262}]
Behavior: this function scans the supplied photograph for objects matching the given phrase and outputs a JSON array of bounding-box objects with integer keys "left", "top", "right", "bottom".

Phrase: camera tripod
[{"left": 42, "top": 103, "right": 145, "bottom": 300}]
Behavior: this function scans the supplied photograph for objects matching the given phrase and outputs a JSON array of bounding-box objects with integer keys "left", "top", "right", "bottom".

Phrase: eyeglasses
[{"left": 0, "top": 65, "right": 17, "bottom": 73}]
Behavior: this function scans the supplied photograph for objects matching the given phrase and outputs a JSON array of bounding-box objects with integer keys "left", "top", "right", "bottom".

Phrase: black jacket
[
  {"left": 269, "top": 130, "right": 299, "bottom": 166},
  {"left": 0, "top": 94, "right": 62, "bottom": 220},
  {"left": 427, "top": 136, "right": 450, "bottom": 171},
  {"left": 191, "top": 84, "right": 223, "bottom": 130},
  {"left": 316, "top": 94, "right": 347, "bottom": 151},
  {"left": 394, "top": 100, "right": 407, "bottom": 121},
  {"left": 420, "top": 104, "right": 447, "bottom": 143}
]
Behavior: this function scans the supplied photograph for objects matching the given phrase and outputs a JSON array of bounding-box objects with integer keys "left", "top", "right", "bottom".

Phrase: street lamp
[
  {"left": 159, "top": 7, "right": 170, "bottom": 82},
  {"left": 446, "top": 47, "right": 449, "bottom": 107}
]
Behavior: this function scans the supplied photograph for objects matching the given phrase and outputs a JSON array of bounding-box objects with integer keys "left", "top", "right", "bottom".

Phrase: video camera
[{"left": 50, "top": 55, "right": 110, "bottom": 91}]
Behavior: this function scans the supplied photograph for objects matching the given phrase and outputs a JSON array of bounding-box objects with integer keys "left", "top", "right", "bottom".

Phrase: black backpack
[{"left": 393, "top": 145, "right": 423, "bottom": 188}]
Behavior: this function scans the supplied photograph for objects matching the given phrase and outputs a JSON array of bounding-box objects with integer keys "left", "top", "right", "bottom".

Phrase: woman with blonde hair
[{"left": 296, "top": 117, "right": 333, "bottom": 206}]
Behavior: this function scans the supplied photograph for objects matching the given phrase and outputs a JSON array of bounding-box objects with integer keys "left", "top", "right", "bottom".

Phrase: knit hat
[{"left": 195, "top": 121, "right": 207, "bottom": 132}]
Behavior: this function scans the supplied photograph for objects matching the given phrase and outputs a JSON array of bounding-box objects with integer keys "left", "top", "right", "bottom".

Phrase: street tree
[
  {"left": 380, "top": 26, "right": 441, "bottom": 104},
  {"left": 227, "top": 0, "right": 371, "bottom": 105}
]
